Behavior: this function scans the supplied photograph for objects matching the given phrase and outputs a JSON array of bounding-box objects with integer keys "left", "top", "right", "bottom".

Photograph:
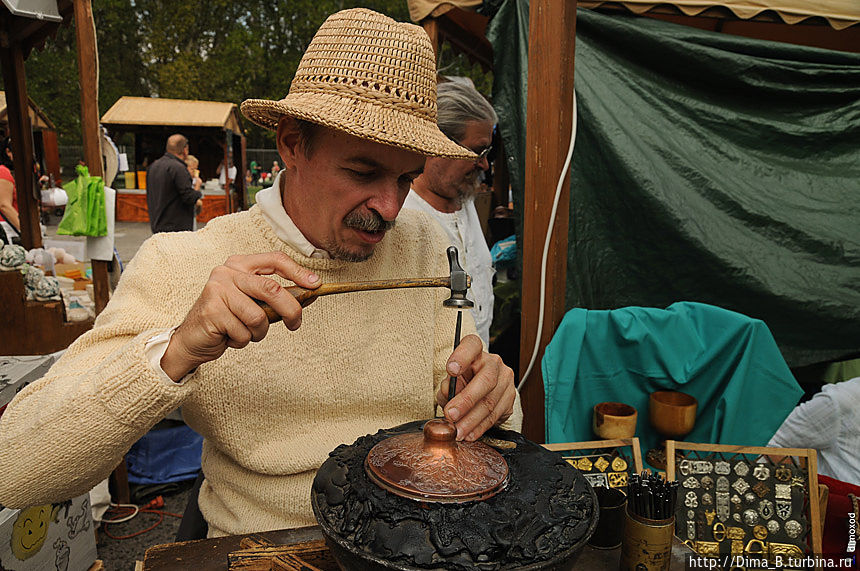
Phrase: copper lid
[{"left": 364, "top": 419, "right": 509, "bottom": 503}]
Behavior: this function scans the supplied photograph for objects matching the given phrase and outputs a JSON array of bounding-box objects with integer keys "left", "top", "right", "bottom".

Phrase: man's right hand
[{"left": 160, "top": 252, "right": 320, "bottom": 381}]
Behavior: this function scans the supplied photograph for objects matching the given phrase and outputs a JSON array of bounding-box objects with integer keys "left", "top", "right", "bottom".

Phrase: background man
[
  {"left": 0, "top": 9, "right": 520, "bottom": 538},
  {"left": 769, "top": 377, "right": 860, "bottom": 483},
  {"left": 146, "top": 133, "right": 203, "bottom": 233},
  {"left": 404, "top": 80, "right": 496, "bottom": 346}
]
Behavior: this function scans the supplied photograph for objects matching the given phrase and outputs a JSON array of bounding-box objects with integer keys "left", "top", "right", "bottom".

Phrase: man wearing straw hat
[{"left": 0, "top": 8, "right": 521, "bottom": 537}]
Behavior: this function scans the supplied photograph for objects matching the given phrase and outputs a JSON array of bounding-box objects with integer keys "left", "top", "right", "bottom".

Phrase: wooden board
[
  {"left": 143, "top": 526, "right": 325, "bottom": 571},
  {"left": 116, "top": 192, "right": 228, "bottom": 224},
  {"left": 0, "top": 269, "right": 93, "bottom": 355}
]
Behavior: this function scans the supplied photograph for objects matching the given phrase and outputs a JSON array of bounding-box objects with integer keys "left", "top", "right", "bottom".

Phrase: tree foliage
[{"left": 7, "top": 1, "right": 491, "bottom": 147}]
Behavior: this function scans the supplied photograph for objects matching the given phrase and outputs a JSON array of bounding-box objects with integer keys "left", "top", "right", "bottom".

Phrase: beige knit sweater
[{"left": 0, "top": 206, "right": 522, "bottom": 536}]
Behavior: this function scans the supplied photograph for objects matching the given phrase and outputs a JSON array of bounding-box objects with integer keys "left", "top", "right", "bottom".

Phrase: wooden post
[
  {"left": 239, "top": 135, "right": 247, "bottom": 209},
  {"left": 519, "top": 0, "right": 576, "bottom": 443},
  {"left": 422, "top": 18, "right": 440, "bottom": 65},
  {"left": 73, "top": 0, "right": 110, "bottom": 315},
  {"left": 41, "top": 130, "right": 62, "bottom": 184},
  {"left": 0, "top": 24, "right": 41, "bottom": 249}
]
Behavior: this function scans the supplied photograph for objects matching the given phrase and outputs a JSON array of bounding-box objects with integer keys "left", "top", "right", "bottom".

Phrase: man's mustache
[{"left": 344, "top": 210, "right": 395, "bottom": 233}]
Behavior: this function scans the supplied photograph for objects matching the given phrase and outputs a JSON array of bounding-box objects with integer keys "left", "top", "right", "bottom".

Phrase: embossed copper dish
[{"left": 364, "top": 418, "right": 509, "bottom": 503}]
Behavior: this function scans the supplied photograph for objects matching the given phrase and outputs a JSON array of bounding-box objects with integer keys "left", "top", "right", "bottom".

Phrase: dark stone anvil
[{"left": 312, "top": 421, "right": 598, "bottom": 570}]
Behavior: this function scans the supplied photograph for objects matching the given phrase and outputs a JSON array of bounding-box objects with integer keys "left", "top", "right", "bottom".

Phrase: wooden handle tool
[{"left": 256, "top": 275, "right": 470, "bottom": 323}]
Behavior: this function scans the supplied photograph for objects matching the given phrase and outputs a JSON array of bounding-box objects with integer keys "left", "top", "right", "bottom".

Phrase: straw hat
[{"left": 240, "top": 8, "right": 476, "bottom": 160}]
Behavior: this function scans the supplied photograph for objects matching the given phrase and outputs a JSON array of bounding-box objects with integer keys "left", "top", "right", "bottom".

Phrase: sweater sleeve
[{"left": 0, "top": 237, "right": 199, "bottom": 508}]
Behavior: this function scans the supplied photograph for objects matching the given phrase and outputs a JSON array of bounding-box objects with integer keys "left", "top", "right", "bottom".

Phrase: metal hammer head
[{"left": 444, "top": 246, "right": 474, "bottom": 308}]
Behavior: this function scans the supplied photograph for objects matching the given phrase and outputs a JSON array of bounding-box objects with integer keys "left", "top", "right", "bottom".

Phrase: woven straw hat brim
[{"left": 241, "top": 94, "right": 476, "bottom": 160}]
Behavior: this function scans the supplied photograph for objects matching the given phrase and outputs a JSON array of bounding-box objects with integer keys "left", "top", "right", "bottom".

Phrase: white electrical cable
[
  {"left": 516, "top": 89, "right": 578, "bottom": 392},
  {"left": 105, "top": 502, "right": 140, "bottom": 523}
]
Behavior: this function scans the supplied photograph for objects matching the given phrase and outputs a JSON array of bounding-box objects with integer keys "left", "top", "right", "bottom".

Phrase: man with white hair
[
  {"left": 405, "top": 80, "right": 497, "bottom": 346},
  {"left": 0, "top": 8, "right": 521, "bottom": 537}
]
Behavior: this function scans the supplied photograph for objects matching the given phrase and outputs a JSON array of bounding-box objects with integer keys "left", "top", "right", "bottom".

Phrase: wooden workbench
[{"left": 143, "top": 525, "right": 694, "bottom": 570}]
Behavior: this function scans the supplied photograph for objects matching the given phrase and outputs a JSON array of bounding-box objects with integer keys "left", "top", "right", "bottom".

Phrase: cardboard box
[{"left": 0, "top": 493, "right": 97, "bottom": 571}]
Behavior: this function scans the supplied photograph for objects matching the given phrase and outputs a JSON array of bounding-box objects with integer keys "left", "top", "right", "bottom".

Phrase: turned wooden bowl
[
  {"left": 592, "top": 402, "right": 638, "bottom": 439},
  {"left": 649, "top": 391, "right": 697, "bottom": 440}
]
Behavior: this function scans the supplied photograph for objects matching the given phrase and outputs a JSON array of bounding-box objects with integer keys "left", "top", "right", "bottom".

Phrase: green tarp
[
  {"left": 542, "top": 302, "right": 802, "bottom": 447},
  {"left": 485, "top": 2, "right": 860, "bottom": 367}
]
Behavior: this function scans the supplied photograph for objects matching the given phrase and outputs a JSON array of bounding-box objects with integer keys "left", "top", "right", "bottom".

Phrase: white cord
[
  {"left": 516, "top": 89, "right": 578, "bottom": 392},
  {"left": 105, "top": 502, "right": 139, "bottom": 523}
]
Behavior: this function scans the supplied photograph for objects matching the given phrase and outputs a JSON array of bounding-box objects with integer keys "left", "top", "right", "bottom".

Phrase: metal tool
[
  {"left": 443, "top": 246, "right": 474, "bottom": 401},
  {"left": 256, "top": 248, "right": 472, "bottom": 324}
]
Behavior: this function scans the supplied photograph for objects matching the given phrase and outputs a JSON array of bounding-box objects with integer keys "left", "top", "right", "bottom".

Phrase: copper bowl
[{"left": 312, "top": 421, "right": 598, "bottom": 570}]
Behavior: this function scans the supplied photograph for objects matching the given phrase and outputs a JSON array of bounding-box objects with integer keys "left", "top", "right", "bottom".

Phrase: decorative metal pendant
[
  {"left": 785, "top": 520, "right": 803, "bottom": 539},
  {"left": 683, "top": 477, "right": 701, "bottom": 489},
  {"left": 715, "top": 461, "right": 731, "bottom": 475},
  {"left": 776, "top": 499, "right": 792, "bottom": 521},
  {"left": 752, "top": 465, "right": 770, "bottom": 481},
  {"left": 758, "top": 499, "right": 774, "bottom": 520},
  {"left": 685, "top": 491, "right": 699, "bottom": 508}
]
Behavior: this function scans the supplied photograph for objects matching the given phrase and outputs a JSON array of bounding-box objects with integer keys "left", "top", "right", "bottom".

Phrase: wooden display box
[
  {"left": 543, "top": 438, "right": 644, "bottom": 489},
  {"left": 667, "top": 441, "right": 824, "bottom": 563}
]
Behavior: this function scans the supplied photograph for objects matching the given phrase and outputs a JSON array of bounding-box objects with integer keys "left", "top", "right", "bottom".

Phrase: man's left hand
[{"left": 436, "top": 334, "right": 516, "bottom": 441}]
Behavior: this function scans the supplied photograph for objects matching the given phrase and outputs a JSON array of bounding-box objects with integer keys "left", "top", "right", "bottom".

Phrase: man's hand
[
  {"left": 436, "top": 334, "right": 516, "bottom": 441},
  {"left": 161, "top": 252, "right": 320, "bottom": 381}
]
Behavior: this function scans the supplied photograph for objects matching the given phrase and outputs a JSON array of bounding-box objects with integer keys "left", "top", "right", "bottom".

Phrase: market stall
[
  {"left": 101, "top": 96, "right": 247, "bottom": 224},
  {"left": 411, "top": 0, "right": 860, "bottom": 442},
  {"left": 0, "top": 92, "right": 61, "bottom": 185},
  {"left": 0, "top": 0, "right": 111, "bottom": 355}
]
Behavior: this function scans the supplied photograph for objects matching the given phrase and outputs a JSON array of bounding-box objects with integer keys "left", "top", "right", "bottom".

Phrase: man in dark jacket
[{"left": 146, "top": 134, "right": 203, "bottom": 233}]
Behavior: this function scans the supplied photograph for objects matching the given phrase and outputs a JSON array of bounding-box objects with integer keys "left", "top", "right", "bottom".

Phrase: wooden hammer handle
[{"left": 257, "top": 276, "right": 462, "bottom": 323}]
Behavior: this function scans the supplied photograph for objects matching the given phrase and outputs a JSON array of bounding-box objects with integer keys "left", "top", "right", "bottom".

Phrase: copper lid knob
[{"left": 364, "top": 419, "right": 509, "bottom": 503}]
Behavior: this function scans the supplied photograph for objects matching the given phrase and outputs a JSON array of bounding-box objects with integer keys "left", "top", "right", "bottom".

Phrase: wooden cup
[
  {"left": 592, "top": 402, "right": 638, "bottom": 439},
  {"left": 649, "top": 391, "right": 697, "bottom": 440}
]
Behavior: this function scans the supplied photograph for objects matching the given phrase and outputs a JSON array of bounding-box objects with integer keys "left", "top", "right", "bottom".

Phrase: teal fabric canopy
[
  {"left": 542, "top": 302, "right": 803, "bottom": 449},
  {"left": 485, "top": 2, "right": 860, "bottom": 367}
]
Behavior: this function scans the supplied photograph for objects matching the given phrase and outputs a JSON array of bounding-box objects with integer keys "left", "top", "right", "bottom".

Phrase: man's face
[
  {"left": 279, "top": 122, "right": 425, "bottom": 262},
  {"left": 421, "top": 120, "right": 493, "bottom": 205}
]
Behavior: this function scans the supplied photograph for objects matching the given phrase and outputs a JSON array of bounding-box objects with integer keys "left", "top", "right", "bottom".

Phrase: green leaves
[{"left": 11, "top": 1, "right": 490, "bottom": 147}]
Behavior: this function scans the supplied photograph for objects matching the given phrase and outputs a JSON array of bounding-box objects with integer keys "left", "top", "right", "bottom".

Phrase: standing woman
[{"left": 0, "top": 137, "right": 20, "bottom": 244}]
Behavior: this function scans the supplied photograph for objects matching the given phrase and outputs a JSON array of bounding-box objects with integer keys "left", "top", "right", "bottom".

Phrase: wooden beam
[
  {"left": 41, "top": 129, "right": 61, "bottom": 184},
  {"left": 73, "top": 0, "right": 110, "bottom": 315},
  {"left": 421, "top": 18, "right": 440, "bottom": 64},
  {"left": 437, "top": 8, "right": 493, "bottom": 71},
  {"left": 0, "top": 24, "right": 41, "bottom": 249},
  {"left": 519, "top": 0, "right": 577, "bottom": 443}
]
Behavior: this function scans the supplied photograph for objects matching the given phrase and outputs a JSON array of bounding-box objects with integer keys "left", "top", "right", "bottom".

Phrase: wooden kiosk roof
[
  {"left": 101, "top": 96, "right": 244, "bottom": 134},
  {"left": 0, "top": 91, "right": 55, "bottom": 130}
]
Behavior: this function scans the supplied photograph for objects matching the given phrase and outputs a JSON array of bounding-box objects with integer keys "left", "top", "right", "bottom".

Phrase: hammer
[{"left": 257, "top": 246, "right": 471, "bottom": 324}]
